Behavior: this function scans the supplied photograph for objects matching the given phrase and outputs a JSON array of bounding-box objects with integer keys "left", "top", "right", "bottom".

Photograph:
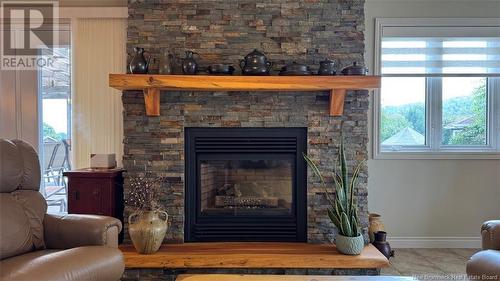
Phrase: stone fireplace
[{"left": 123, "top": 0, "right": 369, "bottom": 245}]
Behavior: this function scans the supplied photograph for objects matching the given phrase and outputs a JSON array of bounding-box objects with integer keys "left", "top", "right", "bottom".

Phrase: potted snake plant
[{"left": 303, "top": 139, "right": 365, "bottom": 255}]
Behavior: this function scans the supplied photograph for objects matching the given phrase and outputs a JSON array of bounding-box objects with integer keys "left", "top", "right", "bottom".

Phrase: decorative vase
[
  {"left": 369, "top": 213, "right": 385, "bottom": 243},
  {"left": 182, "top": 50, "right": 199, "bottom": 74},
  {"left": 159, "top": 50, "right": 174, "bottom": 75},
  {"left": 372, "top": 231, "right": 394, "bottom": 259},
  {"left": 129, "top": 47, "right": 149, "bottom": 74},
  {"left": 317, "top": 58, "right": 337, "bottom": 75},
  {"left": 128, "top": 210, "right": 168, "bottom": 254},
  {"left": 335, "top": 234, "right": 364, "bottom": 255}
]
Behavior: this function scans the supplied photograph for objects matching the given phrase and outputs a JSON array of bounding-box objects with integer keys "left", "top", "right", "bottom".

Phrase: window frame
[{"left": 373, "top": 18, "right": 500, "bottom": 160}]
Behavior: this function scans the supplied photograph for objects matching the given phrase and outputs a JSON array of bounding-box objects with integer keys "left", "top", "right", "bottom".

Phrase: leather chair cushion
[
  {"left": 44, "top": 214, "right": 122, "bottom": 249},
  {"left": 0, "top": 194, "right": 34, "bottom": 260},
  {"left": 482, "top": 220, "right": 500, "bottom": 250},
  {"left": 12, "top": 190, "right": 47, "bottom": 250},
  {"left": 12, "top": 139, "right": 41, "bottom": 191},
  {"left": 0, "top": 246, "right": 125, "bottom": 281},
  {"left": 0, "top": 139, "right": 23, "bottom": 193},
  {"left": 466, "top": 249, "right": 500, "bottom": 279}
]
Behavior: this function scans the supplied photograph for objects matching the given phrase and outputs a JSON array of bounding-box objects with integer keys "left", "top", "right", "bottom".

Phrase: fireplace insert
[{"left": 185, "top": 128, "right": 307, "bottom": 242}]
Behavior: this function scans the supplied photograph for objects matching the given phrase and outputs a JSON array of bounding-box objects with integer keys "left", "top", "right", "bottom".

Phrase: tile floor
[{"left": 381, "top": 248, "right": 479, "bottom": 279}]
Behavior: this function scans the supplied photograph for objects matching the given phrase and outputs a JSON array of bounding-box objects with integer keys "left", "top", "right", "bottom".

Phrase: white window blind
[{"left": 381, "top": 36, "right": 500, "bottom": 75}]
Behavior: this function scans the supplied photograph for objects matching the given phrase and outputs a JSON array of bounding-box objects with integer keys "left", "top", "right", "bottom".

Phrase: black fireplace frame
[{"left": 185, "top": 127, "right": 307, "bottom": 242}]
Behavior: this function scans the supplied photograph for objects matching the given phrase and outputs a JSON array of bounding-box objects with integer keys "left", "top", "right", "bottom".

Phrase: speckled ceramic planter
[
  {"left": 129, "top": 210, "right": 168, "bottom": 254},
  {"left": 335, "top": 234, "right": 364, "bottom": 255}
]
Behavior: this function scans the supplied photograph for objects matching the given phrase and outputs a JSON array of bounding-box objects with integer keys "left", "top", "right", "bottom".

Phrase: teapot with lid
[
  {"left": 341, "top": 61, "right": 368, "bottom": 76},
  {"left": 279, "top": 62, "right": 312, "bottom": 76},
  {"left": 240, "top": 49, "right": 272, "bottom": 75}
]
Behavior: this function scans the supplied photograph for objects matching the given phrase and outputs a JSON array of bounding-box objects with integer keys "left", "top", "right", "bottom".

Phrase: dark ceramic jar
[
  {"left": 240, "top": 49, "right": 272, "bottom": 75},
  {"left": 341, "top": 61, "right": 368, "bottom": 75},
  {"left": 279, "top": 62, "right": 312, "bottom": 75},
  {"left": 182, "top": 51, "right": 199, "bottom": 75},
  {"left": 318, "top": 58, "right": 336, "bottom": 75},
  {"left": 129, "top": 47, "right": 149, "bottom": 74},
  {"left": 207, "top": 64, "right": 235, "bottom": 75},
  {"left": 372, "top": 231, "right": 395, "bottom": 259}
]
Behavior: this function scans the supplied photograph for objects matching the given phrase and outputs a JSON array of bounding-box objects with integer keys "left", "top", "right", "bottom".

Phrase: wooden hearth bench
[
  {"left": 109, "top": 74, "right": 381, "bottom": 117},
  {"left": 119, "top": 242, "right": 389, "bottom": 269}
]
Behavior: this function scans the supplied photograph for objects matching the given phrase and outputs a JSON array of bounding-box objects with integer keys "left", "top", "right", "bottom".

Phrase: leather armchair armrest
[
  {"left": 481, "top": 220, "right": 500, "bottom": 250},
  {"left": 44, "top": 214, "right": 122, "bottom": 249}
]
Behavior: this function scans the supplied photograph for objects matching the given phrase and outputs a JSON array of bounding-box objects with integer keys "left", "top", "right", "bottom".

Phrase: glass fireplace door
[{"left": 199, "top": 155, "right": 295, "bottom": 217}]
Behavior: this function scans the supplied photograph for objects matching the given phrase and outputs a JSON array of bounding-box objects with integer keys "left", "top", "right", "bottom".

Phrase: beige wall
[{"left": 365, "top": 0, "right": 500, "bottom": 247}]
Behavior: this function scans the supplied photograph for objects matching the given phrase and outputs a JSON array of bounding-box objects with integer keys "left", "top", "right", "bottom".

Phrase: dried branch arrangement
[{"left": 125, "top": 174, "right": 165, "bottom": 211}]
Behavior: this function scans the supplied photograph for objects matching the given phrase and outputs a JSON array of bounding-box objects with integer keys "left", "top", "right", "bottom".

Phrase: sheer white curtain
[{"left": 72, "top": 18, "right": 126, "bottom": 168}]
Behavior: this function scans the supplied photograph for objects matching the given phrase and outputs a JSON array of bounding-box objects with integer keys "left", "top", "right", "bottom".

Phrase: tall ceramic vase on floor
[
  {"left": 369, "top": 213, "right": 385, "bottom": 243},
  {"left": 129, "top": 210, "right": 168, "bottom": 254}
]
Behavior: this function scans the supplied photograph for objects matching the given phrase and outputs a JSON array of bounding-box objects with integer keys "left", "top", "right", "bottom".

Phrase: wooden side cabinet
[{"left": 63, "top": 168, "right": 124, "bottom": 243}]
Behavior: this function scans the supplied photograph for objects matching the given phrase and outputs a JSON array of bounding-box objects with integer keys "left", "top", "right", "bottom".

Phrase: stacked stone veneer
[
  {"left": 124, "top": 0, "right": 369, "bottom": 244},
  {"left": 122, "top": 268, "right": 380, "bottom": 281}
]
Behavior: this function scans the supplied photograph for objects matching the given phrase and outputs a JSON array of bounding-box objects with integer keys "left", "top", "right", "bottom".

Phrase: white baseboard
[{"left": 388, "top": 237, "right": 481, "bottom": 248}]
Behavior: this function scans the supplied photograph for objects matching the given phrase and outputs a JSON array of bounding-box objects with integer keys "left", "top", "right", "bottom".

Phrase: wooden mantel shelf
[
  {"left": 109, "top": 74, "right": 381, "bottom": 117},
  {"left": 119, "top": 242, "right": 389, "bottom": 269}
]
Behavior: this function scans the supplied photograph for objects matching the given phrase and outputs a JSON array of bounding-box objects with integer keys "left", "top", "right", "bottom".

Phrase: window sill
[{"left": 373, "top": 151, "right": 500, "bottom": 160}]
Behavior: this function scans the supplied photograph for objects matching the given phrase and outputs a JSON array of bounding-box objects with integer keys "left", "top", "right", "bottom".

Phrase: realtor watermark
[{"left": 0, "top": 0, "right": 59, "bottom": 70}]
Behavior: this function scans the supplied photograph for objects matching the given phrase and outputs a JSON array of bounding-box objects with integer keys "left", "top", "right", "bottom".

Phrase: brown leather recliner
[
  {"left": 467, "top": 220, "right": 500, "bottom": 279},
  {"left": 0, "top": 139, "right": 125, "bottom": 281}
]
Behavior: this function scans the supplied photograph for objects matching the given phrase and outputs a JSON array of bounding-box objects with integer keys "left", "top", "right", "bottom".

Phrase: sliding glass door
[{"left": 38, "top": 25, "right": 71, "bottom": 214}]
